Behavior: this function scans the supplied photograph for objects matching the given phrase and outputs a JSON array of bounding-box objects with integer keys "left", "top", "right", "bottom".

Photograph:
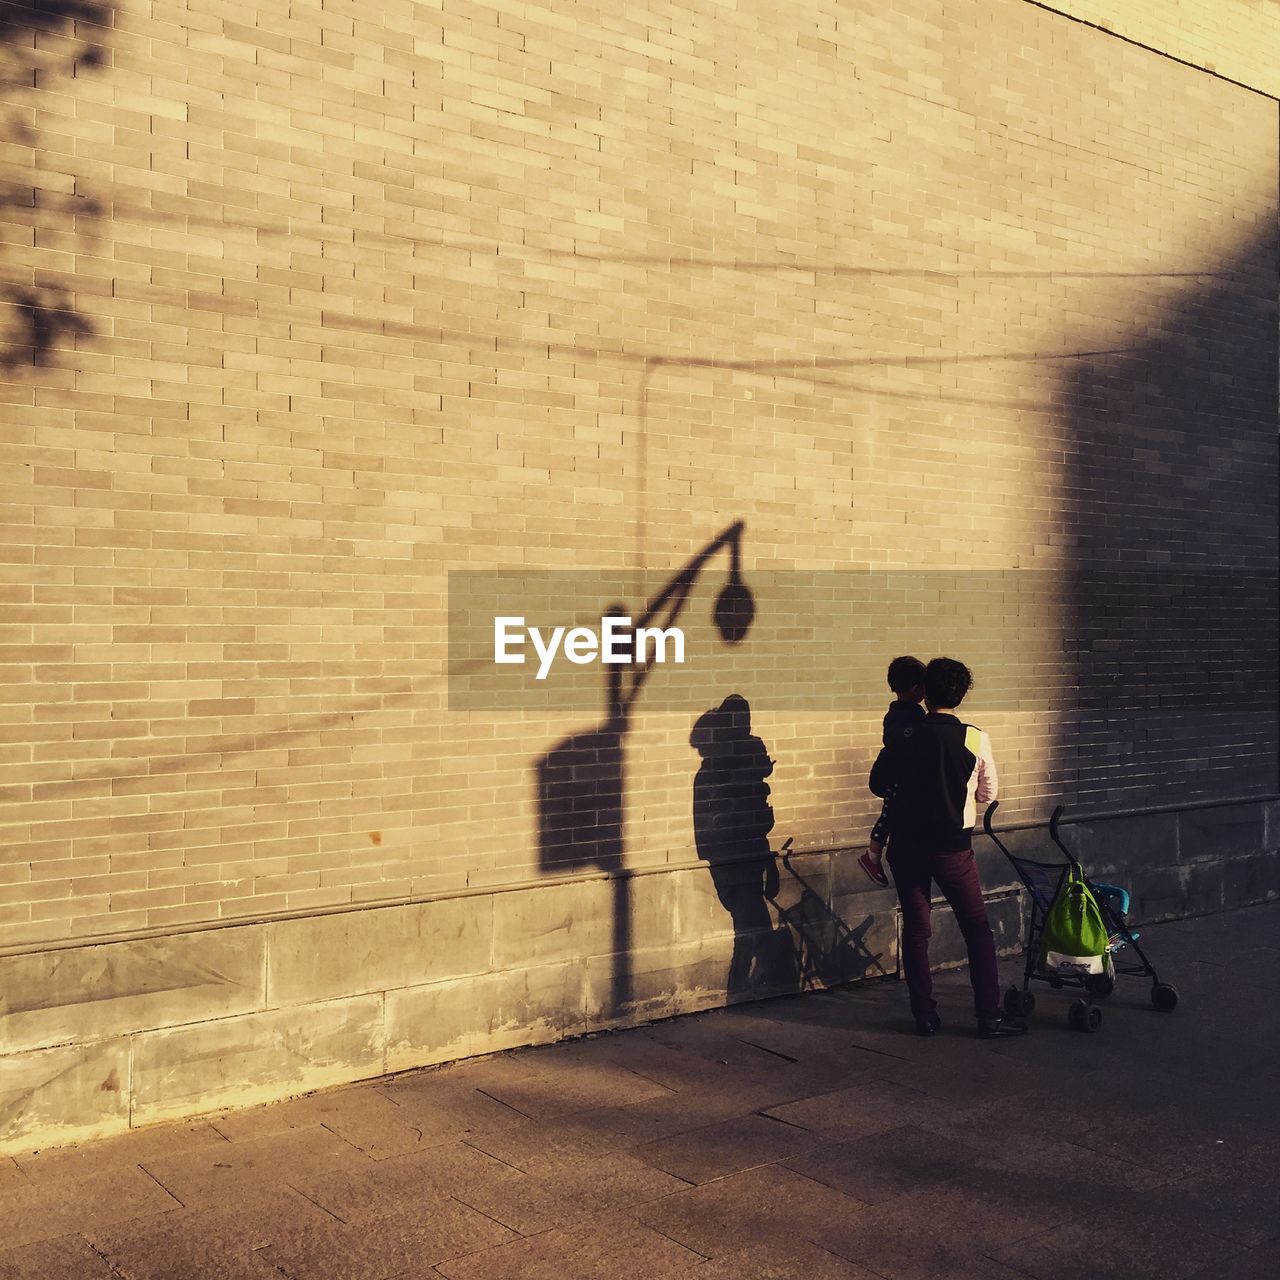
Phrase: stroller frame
[{"left": 983, "top": 800, "right": 1178, "bottom": 1031}]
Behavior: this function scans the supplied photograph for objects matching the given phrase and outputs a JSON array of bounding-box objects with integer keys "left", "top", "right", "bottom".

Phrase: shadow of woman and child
[
  {"left": 535, "top": 522, "right": 883, "bottom": 1016},
  {"left": 691, "top": 694, "right": 885, "bottom": 998}
]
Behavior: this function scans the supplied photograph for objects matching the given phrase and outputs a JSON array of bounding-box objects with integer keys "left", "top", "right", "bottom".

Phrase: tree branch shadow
[{"left": 0, "top": 0, "right": 113, "bottom": 372}]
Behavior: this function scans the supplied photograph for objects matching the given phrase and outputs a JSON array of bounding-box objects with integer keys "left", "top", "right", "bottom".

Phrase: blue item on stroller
[{"left": 1091, "top": 882, "right": 1140, "bottom": 949}]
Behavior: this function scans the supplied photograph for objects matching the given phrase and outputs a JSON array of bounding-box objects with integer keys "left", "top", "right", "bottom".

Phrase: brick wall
[
  {"left": 1, "top": 0, "right": 1277, "bottom": 1150},
  {"left": 1042, "top": 0, "right": 1280, "bottom": 96},
  {"left": 2, "top": 0, "right": 1274, "bottom": 951}
]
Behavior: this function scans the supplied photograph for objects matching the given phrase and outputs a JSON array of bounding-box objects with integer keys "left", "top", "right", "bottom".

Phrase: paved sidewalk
[{"left": 1, "top": 903, "right": 1277, "bottom": 1280}]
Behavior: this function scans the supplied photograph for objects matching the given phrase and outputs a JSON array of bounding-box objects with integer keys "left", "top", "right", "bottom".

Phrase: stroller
[{"left": 983, "top": 801, "right": 1179, "bottom": 1032}]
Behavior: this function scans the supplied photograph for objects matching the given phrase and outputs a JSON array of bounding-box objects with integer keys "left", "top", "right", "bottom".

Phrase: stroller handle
[
  {"left": 1047, "top": 804, "right": 1080, "bottom": 864},
  {"left": 985, "top": 800, "right": 1077, "bottom": 867},
  {"left": 986, "top": 800, "right": 1090, "bottom": 895},
  {"left": 981, "top": 799, "right": 1015, "bottom": 861}
]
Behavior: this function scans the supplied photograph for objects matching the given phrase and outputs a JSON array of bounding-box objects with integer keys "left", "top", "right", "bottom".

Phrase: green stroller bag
[{"left": 1040, "top": 864, "right": 1111, "bottom": 977}]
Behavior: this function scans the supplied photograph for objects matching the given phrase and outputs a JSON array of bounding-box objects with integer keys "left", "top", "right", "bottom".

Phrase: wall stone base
[{"left": 2, "top": 798, "right": 1274, "bottom": 1156}]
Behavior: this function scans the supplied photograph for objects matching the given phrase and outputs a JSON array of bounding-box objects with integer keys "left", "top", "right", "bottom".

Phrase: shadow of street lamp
[{"left": 535, "top": 521, "right": 754, "bottom": 1016}]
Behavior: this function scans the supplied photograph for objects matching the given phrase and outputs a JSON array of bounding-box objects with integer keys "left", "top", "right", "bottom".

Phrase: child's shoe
[{"left": 858, "top": 850, "right": 888, "bottom": 887}]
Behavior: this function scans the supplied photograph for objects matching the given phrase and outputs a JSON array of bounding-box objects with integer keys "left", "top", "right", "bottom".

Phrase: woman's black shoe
[
  {"left": 977, "top": 1016, "right": 1029, "bottom": 1039},
  {"left": 915, "top": 1011, "right": 942, "bottom": 1036}
]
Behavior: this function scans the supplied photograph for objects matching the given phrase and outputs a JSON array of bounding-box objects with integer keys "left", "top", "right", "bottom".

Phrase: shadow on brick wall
[
  {"left": 690, "top": 694, "right": 793, "bottom": 995},
  {"left": 0, "top": 0, "right": 112, "bottom": 373},
  {"left": 535, "top": 522, "right": 754, "bottom": 1016},
  {"left": 1053, "top": 227, "right": 1280, "bottom": 813}
]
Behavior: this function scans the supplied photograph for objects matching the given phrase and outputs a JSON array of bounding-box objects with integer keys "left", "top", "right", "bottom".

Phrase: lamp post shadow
[{"left": 535, "top": 522, "right": 754, "bottom": 1019}]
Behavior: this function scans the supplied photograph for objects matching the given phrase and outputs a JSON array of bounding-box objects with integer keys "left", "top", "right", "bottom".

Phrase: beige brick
[{"left": 1046, "top": 0, "right": 1279, "bottom": 95}]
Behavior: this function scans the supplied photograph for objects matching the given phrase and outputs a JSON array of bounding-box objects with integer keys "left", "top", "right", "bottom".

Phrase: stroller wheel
[
  {"left": 1085, "top": 973, "right": 1115, "bottom": 999},
  {"left": 1068, "top": 999, "right": 1102, "bottom": 1033},
  {"left": 1004, "top": 986, "right": 1036, "bottom": 1018},
  {"left": 1151, "top": 983, "right": 1179, "bottom": 1013}
]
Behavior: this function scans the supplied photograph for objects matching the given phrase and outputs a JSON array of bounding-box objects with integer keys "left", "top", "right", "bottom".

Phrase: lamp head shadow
[{"left": 713, "top": 573, "right": 755, "bottom": 644}]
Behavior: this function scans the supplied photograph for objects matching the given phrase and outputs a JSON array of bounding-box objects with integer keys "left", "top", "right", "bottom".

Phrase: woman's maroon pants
[{"left": 887, "top": 846, "right": 1002, "bottom": 1022}]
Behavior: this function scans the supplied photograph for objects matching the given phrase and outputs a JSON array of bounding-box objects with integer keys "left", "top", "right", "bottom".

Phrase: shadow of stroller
[{"left": 772, "top": 840, "right": 891, "bottom": 990}]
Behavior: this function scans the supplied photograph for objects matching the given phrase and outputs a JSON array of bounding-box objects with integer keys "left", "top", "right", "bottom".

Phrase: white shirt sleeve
[{"left": 975, "top": 731, "right": 998, "bottom": 806}]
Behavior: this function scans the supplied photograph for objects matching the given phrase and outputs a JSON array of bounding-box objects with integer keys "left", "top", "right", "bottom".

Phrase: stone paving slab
[
  {"left": 83, "top": 1191, "right": 324, "bottom": 1280},
  {"left": 0, "top": 1234, "right": 123, "bottom": 1280},
  {"left": 688, "top": 1241, "right": 880, "bottom": 1280},
  {"left": 635, "top": 1112, "right": 824, "bottom": 1185},
  {"left": 434, "top": 1211, "right": 704, "bottom": 1280},
  {"left": 632, "top": 1162, "right": 874, "bottom": 1258},
  {"left": 0, "top": 902, "right": 1277, "bottom": 1280},
  {"left": 0, "top": 1163, "right": 181, "bottom": 1251},
  {"left": 13, "top": 1121, "right": 230, "bottom": 1185},
  {"left": 258, "top": 1199, "right": 518, "bottom": 1279},
  {"left": 990, "top": 1205, "right": 1235, "bottom": 1280}
]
